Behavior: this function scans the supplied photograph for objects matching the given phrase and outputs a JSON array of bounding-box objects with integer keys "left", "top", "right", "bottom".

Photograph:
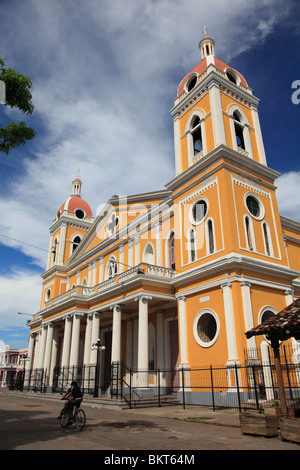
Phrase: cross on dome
[{"left": 202, "top": 25, "right": 208, "bottom": 37}]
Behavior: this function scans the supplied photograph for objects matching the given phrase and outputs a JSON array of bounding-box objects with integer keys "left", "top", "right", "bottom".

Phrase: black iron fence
[
  {"left": 52, "top": 364, "right": 97, "bottom": 395},
  {"left": 111, "top": 345, "right": 300, "bottom": 412},
  {"left": 13, "top": 343, "right": 300, "bottom": 412}
]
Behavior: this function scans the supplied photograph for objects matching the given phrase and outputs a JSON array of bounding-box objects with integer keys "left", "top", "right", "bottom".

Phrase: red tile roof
[
  {"left": 245, "top": 297, "right": 300, "bottom": 342},
  {"left": 177, "top": 56, "right": 248, "bottom": 97},
  {"left": 58, "top": 195, "right": 93, "bottom": 217}
]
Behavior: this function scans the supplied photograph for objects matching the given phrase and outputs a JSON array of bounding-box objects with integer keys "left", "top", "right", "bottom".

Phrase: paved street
[{"left": 0, "top": 390, "right": 299, "bottom": 453}]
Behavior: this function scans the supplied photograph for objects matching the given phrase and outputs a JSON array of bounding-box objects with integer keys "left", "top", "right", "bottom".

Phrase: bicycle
[{"left": 59, "top": 398, "right": 86, "bottom": 431}]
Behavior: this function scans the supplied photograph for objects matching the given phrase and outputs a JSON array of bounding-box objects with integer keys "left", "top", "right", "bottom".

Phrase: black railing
[
  {"left": 52, "top": 364, "right": 97, "bottom": 395},
  {"left": 110, "top": 358, "right": 300, "bottom": 412}
]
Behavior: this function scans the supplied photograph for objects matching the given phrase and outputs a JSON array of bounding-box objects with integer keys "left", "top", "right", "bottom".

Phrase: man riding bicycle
[{"left": 61, "top": 381, "right": 83, "bottom": 413}]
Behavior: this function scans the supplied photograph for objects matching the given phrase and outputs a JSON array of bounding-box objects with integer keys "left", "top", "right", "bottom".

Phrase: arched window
[
  {"left": 206, "top": 219, "right": 215, "bottom": 254},
  {"left": 191, "top": 116, "right": 203, "bottom": 155},
  {"left": 233, "top": 111, "right": 245, "bottom": 150},
  {"left": 245, "top": 216, "right": 255, "bottom": 251},
  {"left": 262, "top": 222, "right": 272, "bottom": 256},
  {"left": 72, "top": 235, "right": 81, "bottom": 253},
  {"left": 229, "top": 107, "right": 252, "bottom": 157},
  {"left": 167, "top": 231, "right": 176, "bottom": 269},
  {"left": 142, "top": 243, "right": 155, "bottom": 265},
  {"left": 106, "top": 256, "right": 118, "bottom": 279},
  {"left": 188, "top": 228, "right": 196, "bottom": 262},
  {"left": 52, "top": 238, "right": 58, "bottom": 264},
  {"left": 187, "top": 112, "right": 206, "bottom": 165}
]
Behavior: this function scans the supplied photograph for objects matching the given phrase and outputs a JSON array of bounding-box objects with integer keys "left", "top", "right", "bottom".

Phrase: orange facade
[{"left": 27, "top": 35, "right": 300, "bottom": 395}]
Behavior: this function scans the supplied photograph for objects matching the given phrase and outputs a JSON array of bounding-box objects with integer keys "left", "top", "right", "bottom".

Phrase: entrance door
[
  {"left": 103, "top": 331, "right": 112, "bottom": 390},
  {"left": 169, "top": 320, "right": 179, "bottom": 390}
]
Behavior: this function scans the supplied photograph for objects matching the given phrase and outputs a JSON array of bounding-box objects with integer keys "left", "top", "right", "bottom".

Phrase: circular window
[
  {"left": 45, "top": 288, "right": 51, "bottom": 301},
  {"left": 193, "top": 310, "right": 219, "bottom": 347},
  {"left": 75, "top": 208, "right": 85, "bottom": 219},
  {"left": 185, "top": 74, "right": 198, "bottom": 93},
  {"left": 245, "top": 194, "right": 264, "bottom": 220},
  {"left": 190, "top": 198, "right": 208, "bottom": 225}
]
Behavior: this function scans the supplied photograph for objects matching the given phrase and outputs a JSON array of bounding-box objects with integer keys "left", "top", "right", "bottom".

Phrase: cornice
[
  {"left": 170, "top": 68, "right": 259, "bottom": 119},
  {"left": 165, "top": 145, "right": 280, "bottom": 193},
  {"left": 172, "top": 252, "right": 299, "bottom": 288}
]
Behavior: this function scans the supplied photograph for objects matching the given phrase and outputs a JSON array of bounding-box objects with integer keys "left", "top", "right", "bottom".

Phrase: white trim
[
  {"left": 244, "top": 192, "right": 265, "bottom": 220},
  {"left": 193, "top": 308, "right": 220, "bottom": 348},
  {"left": 189, "top": 196, "right": 209, "bottom": 226}
]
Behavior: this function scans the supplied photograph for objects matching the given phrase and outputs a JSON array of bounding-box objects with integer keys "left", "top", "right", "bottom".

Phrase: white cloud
[
  {"left": 0, "top": 268, "right": 41, "bottom": 329},
  {"left": 276, "top": 171, "right": 300, "bottom": 222}
]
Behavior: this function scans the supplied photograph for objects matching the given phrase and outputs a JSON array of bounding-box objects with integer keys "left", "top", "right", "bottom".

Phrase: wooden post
[{"left": 271, "top": 339, "right": 288, "bottom": 416}]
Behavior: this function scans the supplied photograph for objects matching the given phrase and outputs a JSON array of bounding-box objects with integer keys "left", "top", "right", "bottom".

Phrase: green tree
[{"left": 0, "top": 55, "right": 36, "bottom": 155}]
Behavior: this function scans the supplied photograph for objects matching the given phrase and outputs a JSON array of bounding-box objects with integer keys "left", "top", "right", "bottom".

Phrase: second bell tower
[{"left": 170, "top": 30, "right": 267, "bottom": 176}]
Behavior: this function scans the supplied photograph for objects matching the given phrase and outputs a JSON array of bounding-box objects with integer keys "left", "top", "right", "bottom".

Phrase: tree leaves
[{"left": 0, "top": 55, "right": 36, "bottom": 155}]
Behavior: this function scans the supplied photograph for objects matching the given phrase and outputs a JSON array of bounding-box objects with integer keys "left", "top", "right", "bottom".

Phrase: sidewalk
[{"left": 7, "top": 389, "right": 240, "bottom": 428}]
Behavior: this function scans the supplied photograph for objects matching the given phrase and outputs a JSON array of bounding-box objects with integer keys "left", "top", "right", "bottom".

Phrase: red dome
[
  {"left": 58, "top": 195, "right": 93, "bottom": 218},
  {"left": 177, "top": 57, "right": 248, "bottom": 96}
]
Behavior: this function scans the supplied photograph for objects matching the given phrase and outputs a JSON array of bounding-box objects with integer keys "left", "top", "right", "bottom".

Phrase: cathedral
[{"left": 26, "top": 32, "right": 300, "bottom": 397}]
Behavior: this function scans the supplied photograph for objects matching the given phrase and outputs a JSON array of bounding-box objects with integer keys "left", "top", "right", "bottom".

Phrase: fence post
[
  {"left": 181, "top": 368, "right": 185, "bottom": 410},
  {"left": 158, "top": 369, "right": 161, "bottom": 407},
  {"left": 284, "top": 345, "right": 293, "bottom": 400},
  {"left": 210, "top": 365, "right": 215, "bottom": 412},
  {"left": 252, "top": 365, "right": 260, "bottom": 411},
  {"left": 234, "top": 363, "right": 241, "bottom": 413}
]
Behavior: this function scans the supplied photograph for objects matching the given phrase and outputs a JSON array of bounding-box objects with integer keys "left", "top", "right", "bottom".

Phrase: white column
[
  {"left": 61, "top": 315, "right": 72, "bottom": 368},
  {"left": 37, "top": 324, "right": 47, "bottom": 369},
  {"left": 240, "top": 281, "right": 257, "bottom": 354},
  {"left": 49, "top": 325, "right": 59, "bottom": 386},
  {"left": 92, "top": 260, "right": 97, "bottom": 286},
  {"left": 43, "top": 322, "right": 54, "bottom": 382},
  {"left": 136, "top": 296, "right": 152, "bottom": 371},
  {"left": 208, "top": 83, "right": 226, "bottom": 147},
  {"left": 128, "top": 240, "right": 133, "bottom": 268},
  {"left": 57, "top": 222, "right": 67, "bottom": 265},
  {"left": 83, "top": 314, "right": 93, "bottom": 365},
  {"left": 119, "top": 245, "right": 124, "bottom": 273},
  {"left": 111, "top": 305, "right": 122, "bottom": 364},
  {"left": 251, "top": 104, "right": 267, "bottom": 165},
  {"left": 284, "top": 289, "right": 294, "bottom": 306},
  {"left": 26, "top": 334, "right": 35, "bottom": 371},
  {"left": 99, "top": 257, "right": 104, "bottom": 283},
  {"left": 177, "top": 296, "right": 189, "bottom": 367},
  {"left": 88, "top": 263, "right": 92, "bottom": 287},
  {"left": 155, "top": 223, "right": 162, "bottom": 266},
  {"left": 69, "top": 313, "right": 83, "bottom": 368},
  {"left": 126, "top": 320, "right": 133, "bottom": 368},
  {"left": 173, "top": 115, "right": 182, "bottom": 175},
  {"left": 90, "top": 313, "right": 101, "bottom": 364},
  {"left": 134, "top": 235, "right": 140, "bottom": 266},
  {"left": 24, "top": 334, "right": 35, "bottom": 386},
  {"left": 221, "top": 282, "right": 238, "bottom": 365}
]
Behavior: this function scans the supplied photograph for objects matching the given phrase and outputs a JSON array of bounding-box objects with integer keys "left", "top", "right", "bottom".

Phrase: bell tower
[
  {"left": 170, "top": 29, "right": 267, "bottom": 176},
  {"left": 46, "top": 177, "right": 94, "bottom": 270}
]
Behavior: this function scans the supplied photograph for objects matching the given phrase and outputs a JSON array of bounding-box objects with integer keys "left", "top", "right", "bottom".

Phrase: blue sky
[{"left": 0, "top": 0, "right": 299, "bottom": 349}]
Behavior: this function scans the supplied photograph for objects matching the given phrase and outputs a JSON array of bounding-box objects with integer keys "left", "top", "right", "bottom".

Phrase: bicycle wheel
[
  {"left": 74, "top": 409, "right": 86, "bottom": 431},
  {"left": 60, "top": 409, "right": 72, "bottom": 427}
]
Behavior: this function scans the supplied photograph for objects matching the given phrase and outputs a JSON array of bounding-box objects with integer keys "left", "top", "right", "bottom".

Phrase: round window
[
  {"left": 191, "top": 199, "right": 207, "bottom": 225},
  {"left": 245, "top": 194, "right": 264, "bottom": 219},
  {"left": 185, "top": 74, "right": 198, "bottom": 93},
  {"left": 193, "top": 310, "right": 219, "bottom": 347},
  {"left": 75, "top": 208, "right": 85, "bottom": 219}
]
